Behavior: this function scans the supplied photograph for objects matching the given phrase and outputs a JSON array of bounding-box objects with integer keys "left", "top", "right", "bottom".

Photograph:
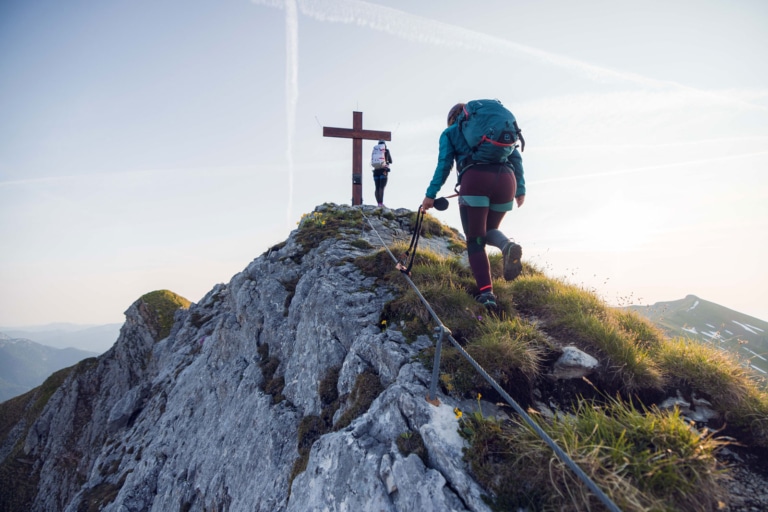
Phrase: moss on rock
[{"left": 138, "top": 290, "right": 191, "bottom": 341}]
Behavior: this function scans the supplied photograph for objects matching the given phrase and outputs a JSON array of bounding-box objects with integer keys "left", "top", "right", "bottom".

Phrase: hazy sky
[{"left": 1, "top": 0, "right": 767, "bottom": 326}]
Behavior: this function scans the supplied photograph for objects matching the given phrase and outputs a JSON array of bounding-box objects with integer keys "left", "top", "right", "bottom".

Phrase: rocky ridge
[
  {"left": 1, "top": 203, "right": 766, "bottom": 512},
  {"left": 1, "top": 205, "right": 497, "bottom": 512}
]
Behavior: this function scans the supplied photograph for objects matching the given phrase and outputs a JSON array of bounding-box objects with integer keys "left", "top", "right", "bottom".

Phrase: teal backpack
[{"left": 457, "top": 99, "right": 519, "bottom": 169}]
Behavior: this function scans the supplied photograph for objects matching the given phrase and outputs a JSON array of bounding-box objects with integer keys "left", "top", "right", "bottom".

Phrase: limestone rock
[
  {"left": 2, "top": 204, "right": 490, "bottom": 512},
  {"left": 551, "top": 345, "right": 599, "bottom": 380}
]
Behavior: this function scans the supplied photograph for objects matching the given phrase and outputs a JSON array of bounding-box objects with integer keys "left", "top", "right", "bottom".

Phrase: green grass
[
  {"left": 508, "top": 274, "right": 666, "bottom": 393},
  {"left": 295, "top": 205, "right": 364, "bottom": 254},
  {"left": 415, "top": 211, "right": 467, "bottom": 254},
  {"left": 439, "top": 316, "right": 547, "bottom": 399},
  {"left": 357, "top": 236, "right": 768, "bottom": 443},
  {"left": 471, "top": 317, "right": 546, "bottom": 381},
  {"left": 655, "top": 337, "right": 768, "bottom": 445},
  {"left": 351, "top": 212, "right": 768, "bottom": 510},
  {"left": 139, "top": 290, "right": 191, "bottom": 341},
  {"left": 461, "top": 397, "right": 728, "bottom": 512},
  {"left": 358, "top": 244, "right": 487, "bottom": 342}
]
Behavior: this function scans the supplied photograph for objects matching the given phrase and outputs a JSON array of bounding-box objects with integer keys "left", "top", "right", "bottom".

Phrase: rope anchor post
[{"left": 426, "top": 325, "right": 448, "bottom": 406}]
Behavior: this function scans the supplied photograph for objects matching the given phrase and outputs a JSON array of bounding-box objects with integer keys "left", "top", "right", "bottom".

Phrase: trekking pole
[
  {"left": 396, "top": 205, "right": 425, "bottom": 275},
  {"left": 397, "top": 191, "right": 459, "bottom": 270}
]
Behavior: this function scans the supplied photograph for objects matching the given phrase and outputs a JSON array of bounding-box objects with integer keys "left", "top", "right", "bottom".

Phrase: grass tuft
[
  {"left": 295, "top": 206, "right": 364, "bottom": 254},
  {"left": 257, "top": 344, "right": 285, "bottom": 404},
  {"left": 507, "top": 275, "right": 665, "bottom": 393},
  {"left": 334, "top": 370, "right": 384, "bottom": 431},
  {"left": 396, "top": 430, "right": 428, "bottom": 464},
  {"left": 655, "top": 337, "right": 768, "bottom": 445},
  {"left": 439, "top": 316, "right": 546, "bottom": 398},
  {"left": 462, "top": 397, "right": 727, "bottom": 511}
]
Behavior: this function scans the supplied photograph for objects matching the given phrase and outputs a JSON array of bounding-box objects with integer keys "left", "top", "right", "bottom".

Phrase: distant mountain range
[
  {"left": 627, "top": 295, "right": 768, "bottom": 378},
  {"left": 0, "top": 322, "right": 121, "bottom": 353},
  {"left": 0, "top": 323, "right": 119, "bottom": 402},
  {"left": 0, "top": 335, "right": 98, "bottom": 402}
]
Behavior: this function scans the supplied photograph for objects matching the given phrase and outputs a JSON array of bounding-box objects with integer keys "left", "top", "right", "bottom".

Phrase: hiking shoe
[
  {"left": 502, "top": 242, "right": 523, "bottom": 281},
  {"left": 475, "top": 291, "right": 497, "bottom": 309}
]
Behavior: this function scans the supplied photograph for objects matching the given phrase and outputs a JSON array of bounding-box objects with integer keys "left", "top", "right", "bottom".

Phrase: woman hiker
[
  {"left": 421, "top": 102, "right": 526, "bottom": 308},
  {"left": 371, "top": 140, "right": 393, "bottom": 207}
]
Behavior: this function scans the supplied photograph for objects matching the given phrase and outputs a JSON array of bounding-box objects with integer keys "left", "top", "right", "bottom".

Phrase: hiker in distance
[
  {"left": 371, "top": 139, "right": 393, "bottom": 207},
  {"left": 421, "top": 100, "right": 526, "bottom": 309}
]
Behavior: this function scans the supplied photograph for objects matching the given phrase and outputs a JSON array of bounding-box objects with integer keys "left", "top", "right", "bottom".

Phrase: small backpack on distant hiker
[
  {"left": 458, "top": 99, "right": 520, "bottom": 169},
  {"left": 371, "top": 142, "right": 388, "bottom": 170}
]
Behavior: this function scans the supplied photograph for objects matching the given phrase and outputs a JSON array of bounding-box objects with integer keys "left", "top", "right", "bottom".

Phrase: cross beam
[{"left": 323, "top": 111, "right": 391, "bottom": 206}]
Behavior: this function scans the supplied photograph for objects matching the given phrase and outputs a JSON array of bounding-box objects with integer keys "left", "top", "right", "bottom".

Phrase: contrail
[
  {"left": 251, "top": 0, "right": 767, "bottom": 219},
  {"left": 252, "top": 0, "right": 766, "bottom": 112},
  {"left": 284, "top": 0, "right": 299, "bottom": 229}
]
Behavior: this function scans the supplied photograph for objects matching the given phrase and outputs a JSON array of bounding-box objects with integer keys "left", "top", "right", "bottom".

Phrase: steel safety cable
[{"left": 360, "top": 208, "right": 623, "bottom": 512}]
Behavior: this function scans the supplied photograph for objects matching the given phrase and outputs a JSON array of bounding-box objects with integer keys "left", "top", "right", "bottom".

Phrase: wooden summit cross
[{"left": 323, "top": 111, "right": 391, "bottom": 206}]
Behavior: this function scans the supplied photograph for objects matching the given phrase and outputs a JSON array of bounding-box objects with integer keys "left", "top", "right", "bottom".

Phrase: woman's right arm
[{"left": 425, "top": 130, "right": 455, "bottom": 199}]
